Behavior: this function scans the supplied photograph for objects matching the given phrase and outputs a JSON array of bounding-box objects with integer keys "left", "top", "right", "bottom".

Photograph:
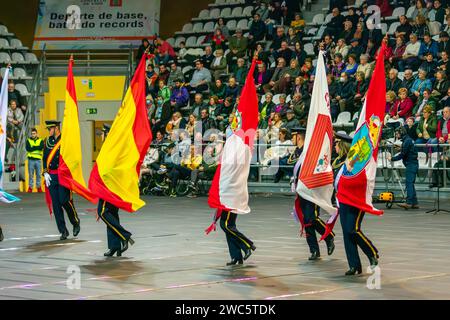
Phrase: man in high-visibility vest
[{"left": 25, "top": 128, "right": 44, "bottom": 193}]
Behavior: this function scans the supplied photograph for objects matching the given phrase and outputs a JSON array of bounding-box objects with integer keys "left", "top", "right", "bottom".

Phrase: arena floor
[{"left": 0, "top": 193, "right": 449, "bottom": 300}]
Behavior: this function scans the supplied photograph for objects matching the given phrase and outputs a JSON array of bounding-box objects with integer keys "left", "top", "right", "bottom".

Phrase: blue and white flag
[{"left": 0, "top": 67, "right": 20, "bottom": 203}]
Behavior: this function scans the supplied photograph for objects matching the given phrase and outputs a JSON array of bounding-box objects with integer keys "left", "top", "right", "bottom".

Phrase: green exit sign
[{"left": 86, "top": 108, "right": 97, "bottom": 115}]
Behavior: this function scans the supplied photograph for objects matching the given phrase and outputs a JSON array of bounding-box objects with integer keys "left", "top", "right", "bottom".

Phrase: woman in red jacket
[{"left": 390, "top": 87, "right": 414, "bottom": 120}]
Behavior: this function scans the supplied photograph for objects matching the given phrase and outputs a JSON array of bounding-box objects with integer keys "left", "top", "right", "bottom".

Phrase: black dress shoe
[
  {"left": 345, "top": 266, "right": 362, "bottom": 275},
  {"left": 308, "top": 251, "right": 321, "bottom": 260},
  {"left": 60, "top": 230, "right": 69, "bottom": 240},
  {"left": 119, "top": 237, "right": 134, "bottom": 255},
  {"left": 327, "top": 239, "right": 335, "bottom": 256},
  {"left": 73, "top": 224, "right": 80, "bottom": 237},
  {"left": 250, "top": 244, "right": 256, "bottom": 251},
  {"left": 243, "top": 248, "right": 252, "bottom": 260},
  {"left": 104, "top": 249, "right": 118, "bottom": 257},
  {"left": 0, "top": 227, "right": 4, "bottom": 242},
  {"left": 226, "top": 258, "right": 243, "bottom": 266},
  {"left": 369, "top": 256, "right": 379, "bottom": 269}
]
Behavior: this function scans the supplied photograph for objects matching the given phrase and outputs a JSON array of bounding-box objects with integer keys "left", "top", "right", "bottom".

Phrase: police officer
[
  {"left": 26, "top": 128, "right": 44, "bottom": 193},
  {"left": 42, "top": 120, "right": 80, "bottom": 240},
  {"left": 389, "top": 126, "right": 419, "bottom": 209},
  {"left": 98, "top": 124, "right": 135, "bottom": 257}
]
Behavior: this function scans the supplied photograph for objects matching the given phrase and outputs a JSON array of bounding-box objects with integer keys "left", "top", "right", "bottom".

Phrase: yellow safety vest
[{"left": 27, "top": 138, "right": 43, "bottom": 160}]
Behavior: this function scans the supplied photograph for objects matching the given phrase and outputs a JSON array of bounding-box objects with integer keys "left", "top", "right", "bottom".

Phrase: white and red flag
[
  {"left": 336, "top": 42, "right": 387, "bottom": 217},
  {"left": 205, "top": 58, "right": 259, "bottom": 234},
  {"left": 293, "top": 51, "right": 337, "bottom": 234}
]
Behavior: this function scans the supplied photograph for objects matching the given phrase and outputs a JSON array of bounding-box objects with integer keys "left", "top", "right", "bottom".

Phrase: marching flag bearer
[
  {"left": 206, "top": 56, "right": 259, "bottom": 266},
  {"left": 293, "top": 50, "right": 337, "bottom": 261},
  {"left": 89, "top": 54, "right": 152, "bottom": 257},
  {"left": 42, "top": 120, "right": 80, "bottom": 240}
]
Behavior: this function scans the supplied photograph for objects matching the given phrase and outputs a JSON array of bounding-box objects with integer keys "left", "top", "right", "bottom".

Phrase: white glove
[{"left": 44, "top": 172, "right": 52, "bottom": 187}]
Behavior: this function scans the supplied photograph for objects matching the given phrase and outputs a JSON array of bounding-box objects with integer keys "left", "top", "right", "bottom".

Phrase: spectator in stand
[
  {"left": 389, "top": 36, "right": 407, "bottom": 69},
  {"left": 255, "top": 42, "right": 271, "bottom": 65},
  {"left": 405, "top": 116, "right": 419, "bottom": 141},
  {"left": 286, "top": 27, "right": 300, "bottom": 50},
  {"left": 282, "top": 109, "right": 300, "bottom": 132},
  {"left": 136, "top": 38, "right": 153, "bottom": 62},
  {"left": 333, "top": 38, "right": 350, "bottom": 61},
  {"left": 420, "top": 52, "right": 438, "bottom": 80},
  {"left": 413, "top": 88, "right": 437, "bottom": 119},
  {"left": 152, "top": 96, "right": 172, "bottom": 136},
  {"left": 399, "top": 33, "right": 421, "bottom": 71},
  {"left": 259, "top": 92, "right": 275, "bottom": 124},
  {"left": 214, "top": 97, "right": 234, "bottom": 131},
  {"left": 432, "top": 70, "right": 449, "bottom": 100},
  {"left": 263, "top": 57, "right": 287, "bottom": 93},
  {"left": 353, "top": 21, "right": 365, "bottom": 43},
  {"left": 441, "top": 87, "right": 450, "bottom": 108},
  {"left": 438, "top": 32, "right": 450, "bottom": 57},
  {"left": 210, "top": 49, "right": 227, "bottom": 81},
  {"left": 396, "top": 16, "right": 413, "bottom": 41},
  {"left": 273, "top": 94, "right": 289, "bottom": 118},
  {"left": 432, "top": 0, "right": 446, "bottom": 24},
  {"left": 227, "top": 29, "right": 248, "bottom": 67},
  {"left": 411, "top": 69, "right": 433, "bottom": 98},
  {"left": 401, "top": 69, "right": 416, "bottom": 94},
  {"left": 210, "top": 78, "right": 227, "bottom": 101},
  {"left": 299, "top": 58, "right": 314, "bottom": 82},
  {"left": 419, "top": 33, "right": 439, "bottom": 61},
  {"left": 356, "top": 54, "right": 372, "bottom": 79},
  {"left": 165, "top": 112, "right": 187, "bottom": 135},
  {"left": 157, "top": 80, "right": 171, "bottom": 103},
  {"left": 415, "top": 105, "right": 438, "bottom": 149},
  {"left": 343, "top": 54, "right": 358, "bottom": 76},
  {"left": 270, "top": 27, "right": 288, "bottom": 53},
  {"left": 201, "top": 46, "right": 214, "bottom": 69},
  {"left": 211, "top": 28, "right": 227, "bottom": 51},
  {"left": 336, "top": 72, "right": 354, "bottom": 113},
  {"left": 347, "top": 39, "right": 363, "bottom": 61},
  {"left": 264, "top": 112, "right": 284, "bottom": 143},
  {"left": 443, "top": 14, "right": 450, "bottom": 34},
  {"left": 412, "top": 15, "right": 429, "bottom": 40},
  {"left": 351, "top": 71, "right": 368, "bottom": 114},
  {"left": 434, "top": 107, "right": 450, "bottom": 165},
  {"left": 168, "top": 145, "right": 202, "bottom": 197},
  {"left": 177, "top": 41, "right": 187, "bottom": 61},
  {"left": 233, "top": 58, "right": 247, "bottom": 85},
  {"left": 346, "top": 7, "right": 360, "bottom": 28},
  {"left": 328, "top": 74, "right": 340, "bottom": 121},
  {"left": 265, "top": 2, "right": 282, "bottom": 39},
  {"left": 291, "top": 75, "right": 310, "bottom": 103},
  {"left": 7, "top": 81, "right": 26, "bottom": 114},
  {"left": 199, "top": 108, "right": 216, "bottom": 135},
  {"left": 155, "top": 36, "right": 176, "bottom": 66},
  {"left": 273, "top": 41, "right": 295, "bottom": 66},
  {"left": 325, "top": 7, "right": 345, "bottom": 40},
  {"left": 364, "top": 39, "right": 378, "bottom": 59},
  {"left": 254, "top": 62, "right": 272, "bottom": 94},
  {"left": 411, "top": 0, "right": 428, "bottom": 20},
  {"left": 186, "top": 60, "right": 211, "bottom": 95},
  {"left": 362, "top": 23, "right": 383, "bottom": 49},
  {"left": 170, "top": 79, "right": 189, "bottom": 112},
  {"left": 293, "top": 42, "right": 307, "bottom": 67},
  {"left": 7, "top": 100, "right": 24, "bottom": 142},
  {"left": 215, "top": 17, "right": 230, "bottom": 39},
  {"left": 317, "top": 34, "right": 335, "bottom": 60},
  {"left": 331, "top": 53, "right": 346, "bottom": 78},
  {"left": 390, "top": 88, "right": 414, "bottom": 121},
  {"left": 186, "top": 114, "right": 200, "bottom": 139},
  {"left": 225, "top": 77, "right": 240, "bottom": 102},
  {"left": 438, "top": 50, "right": 450, "bottom": 77},
  {"left": 207, "top": 96, "right": 219, "bottom": 116},
  {"left": 253, "top": 1, "right": 269, "bottom": 21},
  {"left": 190, "top": 93, "right": 207, "bottom": 118},
  {"left": 386, "top": 68, "right": 403, "bottom": 94},
  {"left": 157, "top": 64, "right": 170, "bottom": 84},
  {"left": 290, "top": 13, "right": 305, "bottom": 39},
  {"left": 290, "top": 92, "right": 308, "bottom": 126},
  {"left": 273, "top": 58, "right": 299, "bottom": 94},
  {"left": 167, "top": 62, "right": 184, "bottom": 88},
  {"left": 385, "top": 90, "right": 397, "bottom": 116},
  {"left": 339, "top": 20, "right": 354, "bottom": 45},
  {"left": 248, "top": 13, "right": 267, "bottom": 48}
]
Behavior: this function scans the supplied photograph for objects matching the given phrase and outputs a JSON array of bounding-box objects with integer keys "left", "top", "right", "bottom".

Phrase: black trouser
[
  {"left": 219, "top": 211, "right": 254, "bottom": 261},
  {"left": 168, "top": 165, "right": 191, "bottom": 189},
  {"left": 432, "top": 159, "right": 450, "bottom": 186},
  {"left": 340, "top": 202, "right": 378, "bottom": 269},
  {"left": 98, "top": 199, "right": 132, "bottom": 250},
  {"left": 300, "top": 199, "right": 334, "bottom": 254},
  {"left": 48, "top": 174, "right": 79, "bottom": 234}
]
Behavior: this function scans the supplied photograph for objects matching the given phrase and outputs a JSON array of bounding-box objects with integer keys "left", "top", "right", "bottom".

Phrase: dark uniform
[
  {"left": 219, "top": 210, "right": 256, "bottom": 265},
  {"left": 97, "top": 124, "right": 134, "bottom": 257},
  {"left": 336, "top": 131, "right": 379, "bottom": 275},
  {"left": 0, "top": 226, "right": 3, "bottom": 242},
  {"left": 42, "top": 121, "right": 80, "bottom": 240}
]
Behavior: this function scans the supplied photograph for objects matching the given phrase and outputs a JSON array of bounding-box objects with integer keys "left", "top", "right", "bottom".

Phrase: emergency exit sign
[{"left": 86, "top": 108, "right": 97, "bottom": 115}]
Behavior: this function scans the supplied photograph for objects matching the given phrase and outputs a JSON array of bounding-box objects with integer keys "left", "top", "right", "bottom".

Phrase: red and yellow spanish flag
[
  {"left": 59, "top": 57, "right": 97, "bottom": 203},
  {"left": 88, "top": 55, "right": 152, "bottom": 212}
]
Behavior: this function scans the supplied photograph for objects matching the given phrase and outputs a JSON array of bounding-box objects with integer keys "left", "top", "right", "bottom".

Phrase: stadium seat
[
  {"left": 15, "top": 83, "right": 30, "bottom": 97},
  {"left": 237, "top": 19, "right": 248, "bottom": 30},
  {"left": 203, "top": 21, "right": 215, "bottom": 33},
  {"left": 226, "top": 20, "right": 237, "bottom": 31},
  {"left": 10, "top": 39, "right": 28, "bottom": 50},
  {"left": 380, "top": 23, "right": 388, "bottom": 35},
  {"left": 166, "top": 38, "right": 175, "bottom": 47},
  {"left": 209, "top": 8, "right": 220, "bottom": 19},
  {"left": 186, "top": 36, "right": 197, "bottom": 47},
  {"left": 182, "top": 23, "right": 193, "bottom": 33},
  {"left": 311, "top": 13, "right": 324, "bottom": 26},
  {"left": 406, "top": 6, "right": 415, "bottom": 18},
  {"left": 388, "top": 22, "right": 400, "bottom": 35},
  {"left": 428, "top": 10, "right": 436, "bottom": 22},
  {"left": 385, "top": 7, "right": 405, "bottom": 21},
  {"left": 242, "top": 6, "right": 253, "bottom": 17},
  {"left": 215, "top": 0, "right": 226, "bottom": 4},
  {"left": 0, "top": 38, "right": 11, "bottom": 49},
  {"left": 221, "top": 7, "right": 232, "bottom": 18},
  {"left": 175, "top": 37, "right": 186, "bottom": 48},
  {"left": 333, "top": 111, "right": 352, "bottom": 127},
  {"left": 192, "top": 22, "right": 203, "bottom": 33},
  {"left": 417, "top": 152, "right": 429, "bottom": 169},
  {"left": 14, "top": 67, "right": 32, "bottom": 80},
  {"left": 0, "top": 52, "right": 11, "bottom": 64},
  {"left": 231, "top": 7, "right": 243, "bottom": 18},
  {"left": 11, "top": 52, "right": 25, "bottom": 64},
  {"left": 0, "top": 25, "right": 13, "bottom": 36},
  {"left": 324, "top": 13, "right": 333, "bottom": 24},
  {"left": 198, "top": 9, "right": 210, "bottom": 19},
  {"left": 304, "top": 43, "right": 314, "bottom": 56},
  {"left": 196, "top": 35, "right": 206, "bottom": 46},
  {"left": 182, "top": 65, "right": 193, "bottom": 74},
  {"left": 428, "top": 21, "right": 441, "bottom": 36}
]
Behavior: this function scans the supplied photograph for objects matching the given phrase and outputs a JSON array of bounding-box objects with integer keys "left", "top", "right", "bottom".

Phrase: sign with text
[{"left": 33, "top": 0, "right": 160, "bottom": 50}]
